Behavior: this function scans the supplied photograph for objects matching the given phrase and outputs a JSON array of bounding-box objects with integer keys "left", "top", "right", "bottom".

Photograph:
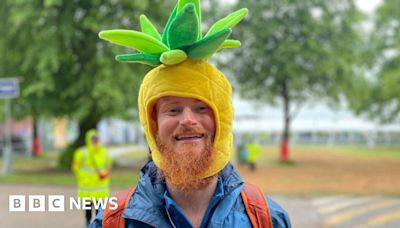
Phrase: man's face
[
  {"left": 155, "top": 96, "right": 216, "bottom": 155},
  {"left": 91, "top": 136, "right": 99, "bottom": 148},
  {"left": 154, "top": 96, "right": 216, "bottom": 191}
]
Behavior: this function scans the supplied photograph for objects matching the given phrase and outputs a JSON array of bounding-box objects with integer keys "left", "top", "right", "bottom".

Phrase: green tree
[
  {"left": 353, "top": 0, "right": 400, "bottom": 122},
  {"left": 225, "top": 0, "right": 364, "bottom": 161},
  {"left": 0, "top": 0, "right": 172, "bottom": 168}
]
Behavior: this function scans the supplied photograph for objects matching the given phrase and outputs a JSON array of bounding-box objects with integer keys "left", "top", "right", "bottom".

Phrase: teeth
[{"left": 176, "top": 134, "right": 204, "bottom": 140}]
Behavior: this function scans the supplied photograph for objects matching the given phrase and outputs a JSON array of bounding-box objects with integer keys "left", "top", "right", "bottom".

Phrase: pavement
[
  {"left": 1, "top": 184, "right": 86, "bottom": 228},
  {"left": 275, "top": 195, "right": 400, "bottom": 228}
]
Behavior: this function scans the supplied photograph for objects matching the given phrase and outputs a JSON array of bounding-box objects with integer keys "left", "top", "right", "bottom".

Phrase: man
[
  {"left": 90, "top": 60, "right": 291, "bottom": 228},
  {"left": 91, "top": 0, "right": 291, "bottom": 227},
  {"left": 247, "top": 142, "right": 262, "bottom": 171},
  {"left": 72, "top": 129, "right": 112, "bottom": 225}
]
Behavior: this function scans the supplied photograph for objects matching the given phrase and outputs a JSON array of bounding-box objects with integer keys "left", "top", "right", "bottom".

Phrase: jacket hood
[{"left": 85, "top": 129, "right": 99, "bottom": 150}]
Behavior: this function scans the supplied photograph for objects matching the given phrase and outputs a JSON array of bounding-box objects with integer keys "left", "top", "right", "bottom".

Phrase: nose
[{"left": 180, "top": 107, "right": 197, "bottom": 127}]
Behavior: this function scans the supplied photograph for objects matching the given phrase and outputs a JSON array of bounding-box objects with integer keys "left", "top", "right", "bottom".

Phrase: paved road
[
  {"left": 275, "top": 195, "right": 400, "bottom": 228},
  {"left": 2, "top": 184, "right": 400, "bottom": 227},
  {"left": 1, "top": 184, "right": 86, "bottom": 228}
]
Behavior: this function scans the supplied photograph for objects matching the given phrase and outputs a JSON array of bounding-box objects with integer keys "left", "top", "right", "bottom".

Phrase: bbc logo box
[{"left": 9, "top": 195, "right": 65, "bottom": 212}]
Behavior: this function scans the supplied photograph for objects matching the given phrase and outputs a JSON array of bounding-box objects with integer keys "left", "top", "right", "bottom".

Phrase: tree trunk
[
  {"left": 280, "top": 81, "right": 290, "bottom": 162},
  {"left": 57, "top": 113, "right": 101, "bottom": 169},
  {"left": 32, "top": 117, "right": 42, "bottom": 157}
]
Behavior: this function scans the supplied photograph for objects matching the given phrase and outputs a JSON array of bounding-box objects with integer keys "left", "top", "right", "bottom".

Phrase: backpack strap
[
  {"left": 103, "top": 186, "right": 136, "bottom": 228},
  {"left": 241, "top": 182, "right": 273, "bottom": 228}
]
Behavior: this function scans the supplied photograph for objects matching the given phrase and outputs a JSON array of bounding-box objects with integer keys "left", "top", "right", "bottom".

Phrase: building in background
[{"left": 233, "top": 97, "right": 400, "bottom": 147}]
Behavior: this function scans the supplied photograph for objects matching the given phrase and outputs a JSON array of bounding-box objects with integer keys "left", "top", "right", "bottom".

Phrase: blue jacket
[{"left": 90, "top": 161, "right": 291, "bottom": 228}]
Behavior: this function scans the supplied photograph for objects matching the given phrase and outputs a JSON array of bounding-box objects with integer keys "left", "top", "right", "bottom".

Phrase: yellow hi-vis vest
[
  {"left": 246, "top": 143, "right": 262, "bottom": 163},
  {"left": 72, "top": 146, "right": 112, "bottom": 200}
]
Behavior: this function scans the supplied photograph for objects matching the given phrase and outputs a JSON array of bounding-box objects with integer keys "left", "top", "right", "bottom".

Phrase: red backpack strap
[
  {"left": 241, "top": 182, "right": 273, "bottom": 228},
  {"left": 103, "top": 186, "right": 136, "bottom": 228}
]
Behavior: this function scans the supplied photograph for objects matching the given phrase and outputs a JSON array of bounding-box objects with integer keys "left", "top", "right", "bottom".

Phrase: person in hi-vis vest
[
  {"left": 72, "top": 129, "right": 112, "bottom": 226},
  {"left": 246, "top": 143, "right": 262, "bottom": 171}
]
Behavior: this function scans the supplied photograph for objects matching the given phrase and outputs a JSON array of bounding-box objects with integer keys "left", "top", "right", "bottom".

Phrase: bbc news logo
[{"left": 9, "top": 195, "right": 118, "bottom": 212}]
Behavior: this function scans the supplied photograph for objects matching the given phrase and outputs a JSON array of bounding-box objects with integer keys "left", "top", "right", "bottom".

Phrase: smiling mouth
[{"left": 175, "top": 134, "right": 205, "bottom": 141}]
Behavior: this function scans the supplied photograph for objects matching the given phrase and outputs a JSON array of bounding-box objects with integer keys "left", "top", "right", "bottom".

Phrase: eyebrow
[
  {"left": 156, "top": 98, "right": 208, "bottom": 110},
  {"left": 156, "top": 101, "right": 179, "bottom": 113},
  {"left": 159, "top": 101, "right": 180, "bottom": 108}
]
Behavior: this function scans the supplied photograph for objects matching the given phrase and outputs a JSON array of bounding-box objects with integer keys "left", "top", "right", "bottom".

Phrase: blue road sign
[{"left": 0, "top": 79, "right": 19, "bottom": 98}]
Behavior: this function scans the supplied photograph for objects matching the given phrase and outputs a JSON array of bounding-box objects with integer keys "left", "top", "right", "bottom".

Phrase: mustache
[{"left": 173, "top": 125, "right": 208, "bottom": 137}]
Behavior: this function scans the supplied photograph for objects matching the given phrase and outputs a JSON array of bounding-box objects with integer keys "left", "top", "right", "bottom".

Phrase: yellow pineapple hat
[{"left": 99, "top": 0, "right": 248, "bottom": 178}]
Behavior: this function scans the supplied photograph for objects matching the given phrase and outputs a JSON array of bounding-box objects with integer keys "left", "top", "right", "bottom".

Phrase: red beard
[{"left": 155, "top": 126, "right": 215, "bottom": 192}]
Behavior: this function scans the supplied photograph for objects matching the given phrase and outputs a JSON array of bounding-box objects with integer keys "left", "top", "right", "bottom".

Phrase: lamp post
[{"left": 1, "top": 77, "right": 20, "bottom": 176}]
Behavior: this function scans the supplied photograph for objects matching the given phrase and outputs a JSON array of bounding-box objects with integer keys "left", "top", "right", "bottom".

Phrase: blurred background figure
[
  {"left": 237, "top": 134, "right": 262, "bottom": 171},
  {"left": 237, "top": 143, "right": 248, "bottom": 165},
  {"left": 246, "top": 142, "right": 262, "bottom": 171},
  {"left": 237, "top": 133, "right": 252, "bottom": 165},
  {"left": 72, "top": 129, "right": 112, "bottom": 226}
]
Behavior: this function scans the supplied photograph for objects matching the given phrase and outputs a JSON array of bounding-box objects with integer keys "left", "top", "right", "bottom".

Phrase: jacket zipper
[{"left": 165, "top": 206, "right": 178, "bottom": 228}]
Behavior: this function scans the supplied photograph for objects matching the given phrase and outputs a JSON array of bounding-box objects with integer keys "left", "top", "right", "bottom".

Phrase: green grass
[
  {"left": 256, "top": 145, "right": 400, "bottom": 161},
  {"left": 0, "top": 168, "right": 140, "bottom": 188},
  {"left": 113, "top": 149, "right": 148, "bottom": 160},
  {"left": 0, "top": 150, "right": 141, "bottom": 187},
  {"left": 0, "top": 152, "right": 76, "bottom": 186},
  {"left": 0, "top": 152, "right": 59, "bottom": 171},
  {"left": 1, "top": 145, "right": 399, "bottom": 188},
  {"left": 294, "top": 145, "right": 400, "bottom": 159},
  {"left": 0, "top": 173, "right": 76, "bottom": 186},
  {"left": 109, "top": 169, "right": 140, "bottom": 188}
]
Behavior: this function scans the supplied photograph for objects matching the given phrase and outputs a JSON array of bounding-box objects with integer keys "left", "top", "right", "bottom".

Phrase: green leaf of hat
[
  {"left": 177, "top": 0, "right": 202, "bottom": 40},
  {"left": 160, "top": 49, "right": 188, "bottom": 65},
  {"left": 205, "top": 8, "right": 248, "bottom": 37},
  {"left": 218, "top": 39, "right": 241, "bottom": 51},
  {"left": 99, "top": 29, "right": 169, "bottom": 54},
  {"left": 167, "top": 3, "right": 199, "bottom": 49},
  {"left": 204, "top": 39, "right": 241, "bottom": 60},
  {"left": 162, "top": 3, "right": 178, "bottom": 45},
  {"left": 99, "top": 0, "right": 248, "bottom": 66},
  {"left": 116, "top": 53, "right": 161, "bottom": 66},
  {"left": 187, "top": 28, "right": 232, "bottom": 60},
  {"left": 140, "top": 15, "right": 162, "bottom": 41}
]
